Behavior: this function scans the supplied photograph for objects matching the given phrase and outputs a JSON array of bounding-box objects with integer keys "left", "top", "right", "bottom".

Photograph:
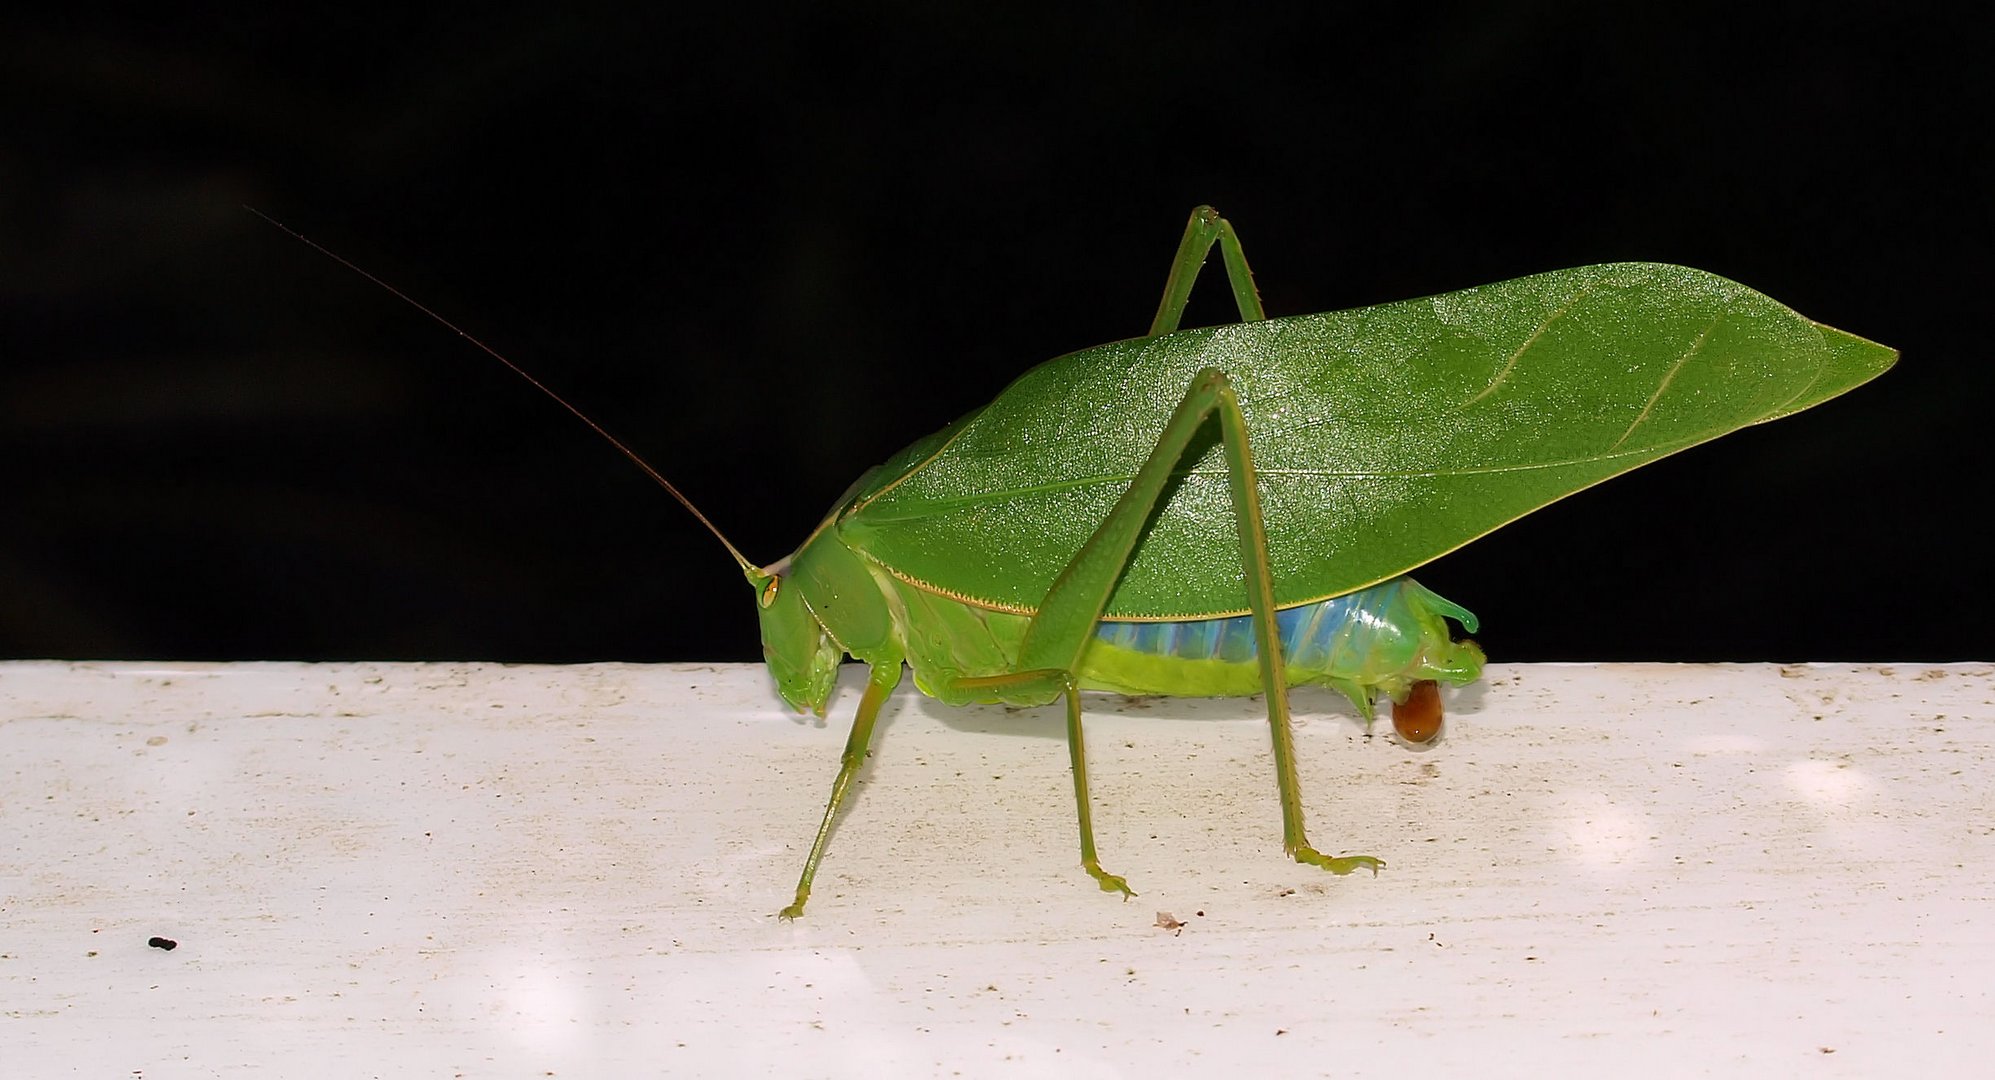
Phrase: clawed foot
[
  {"left": 1294, "top": 846, "right": 1384, "bottom": 876},
  {"left": 1084, "top": 860, "right": 1137, "bottom": 900},
  {"left": 777, "top": 888, "right": 811, "bottom": 921}
]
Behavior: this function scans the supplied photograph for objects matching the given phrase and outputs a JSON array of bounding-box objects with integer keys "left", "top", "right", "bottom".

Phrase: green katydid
[
  {"left": 264, "top": 205, "right": 1896, "bottom": 919},
  {"left": 740, "top": 208, "right": 1894, "bottom": 917}
]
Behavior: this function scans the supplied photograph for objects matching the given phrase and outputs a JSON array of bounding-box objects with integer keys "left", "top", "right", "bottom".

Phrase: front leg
[{"left": 779, "top": 661, "right": 904, "bottom": 920}]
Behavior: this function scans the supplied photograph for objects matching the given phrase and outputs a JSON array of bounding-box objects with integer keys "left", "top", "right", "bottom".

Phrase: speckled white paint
[{"left": 2, "top": 661, "right": 1991, "bottom": 1077}]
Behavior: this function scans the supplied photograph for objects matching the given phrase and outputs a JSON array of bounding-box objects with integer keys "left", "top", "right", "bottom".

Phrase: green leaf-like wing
[{"left": 840, "top": 263, "right": 1896, "bottom": 619}]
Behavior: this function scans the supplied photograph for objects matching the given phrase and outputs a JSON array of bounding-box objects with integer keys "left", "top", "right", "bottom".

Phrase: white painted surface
[{"left": 2, "top": 661, "right": 1990, "bottom": 1077}]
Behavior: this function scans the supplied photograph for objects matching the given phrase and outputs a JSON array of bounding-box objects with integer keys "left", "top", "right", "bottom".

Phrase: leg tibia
[
  {"left": 945, "top": 669, "right": 1134, "bottom": 900},
  {"left": 778, "top": 663, "right": 902, "bottom": 920}
]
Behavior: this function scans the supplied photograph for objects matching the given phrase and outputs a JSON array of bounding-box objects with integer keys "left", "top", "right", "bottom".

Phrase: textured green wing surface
[{"left": 841, "top": 263, "right": 1896, "bottom": 619}]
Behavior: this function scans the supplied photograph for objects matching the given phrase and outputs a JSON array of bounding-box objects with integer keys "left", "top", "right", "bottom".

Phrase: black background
[{"left": 4, "top": 5, "right": 1984, "bottom": 664}]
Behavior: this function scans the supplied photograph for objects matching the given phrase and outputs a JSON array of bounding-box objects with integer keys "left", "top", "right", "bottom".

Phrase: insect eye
[{"left": 760, "top": 576, "right": 781, "bottom": 609}]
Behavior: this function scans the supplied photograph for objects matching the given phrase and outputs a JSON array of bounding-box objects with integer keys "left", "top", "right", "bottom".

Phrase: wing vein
[
  {"left": 1463, "top": 278, "right": 1601, "bottom": 407},
  {"left": 1610, "top": 315, "right": 1719, "bottom": 452}
]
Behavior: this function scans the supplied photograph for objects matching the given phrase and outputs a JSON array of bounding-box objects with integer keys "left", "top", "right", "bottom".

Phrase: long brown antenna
[{"left": 249, "top": 207, "right": 756, "bottom": 573}]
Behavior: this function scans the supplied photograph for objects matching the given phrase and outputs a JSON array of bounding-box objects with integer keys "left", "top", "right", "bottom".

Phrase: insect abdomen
[{"left": 1080, "top": 577, "right": 1483, "bottom": 712}]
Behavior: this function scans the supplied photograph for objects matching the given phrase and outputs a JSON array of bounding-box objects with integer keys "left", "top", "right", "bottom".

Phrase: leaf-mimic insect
[{"left": 266, "top": 206, "right": 1896, "bottom": 918}]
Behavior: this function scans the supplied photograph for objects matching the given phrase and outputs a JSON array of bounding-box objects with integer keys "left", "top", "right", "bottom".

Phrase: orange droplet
[{"left": 1392, "top": 679, "right": 1443, "bottom": 743}]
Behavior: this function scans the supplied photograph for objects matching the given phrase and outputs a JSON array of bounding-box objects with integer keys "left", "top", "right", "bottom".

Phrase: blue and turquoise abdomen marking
[
  {"left": 1078, "top": 576, "right": 1484, "bottom": 712},
  {"left": 1090, "top": 584, "right": 1430, "bottom": 666}
]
